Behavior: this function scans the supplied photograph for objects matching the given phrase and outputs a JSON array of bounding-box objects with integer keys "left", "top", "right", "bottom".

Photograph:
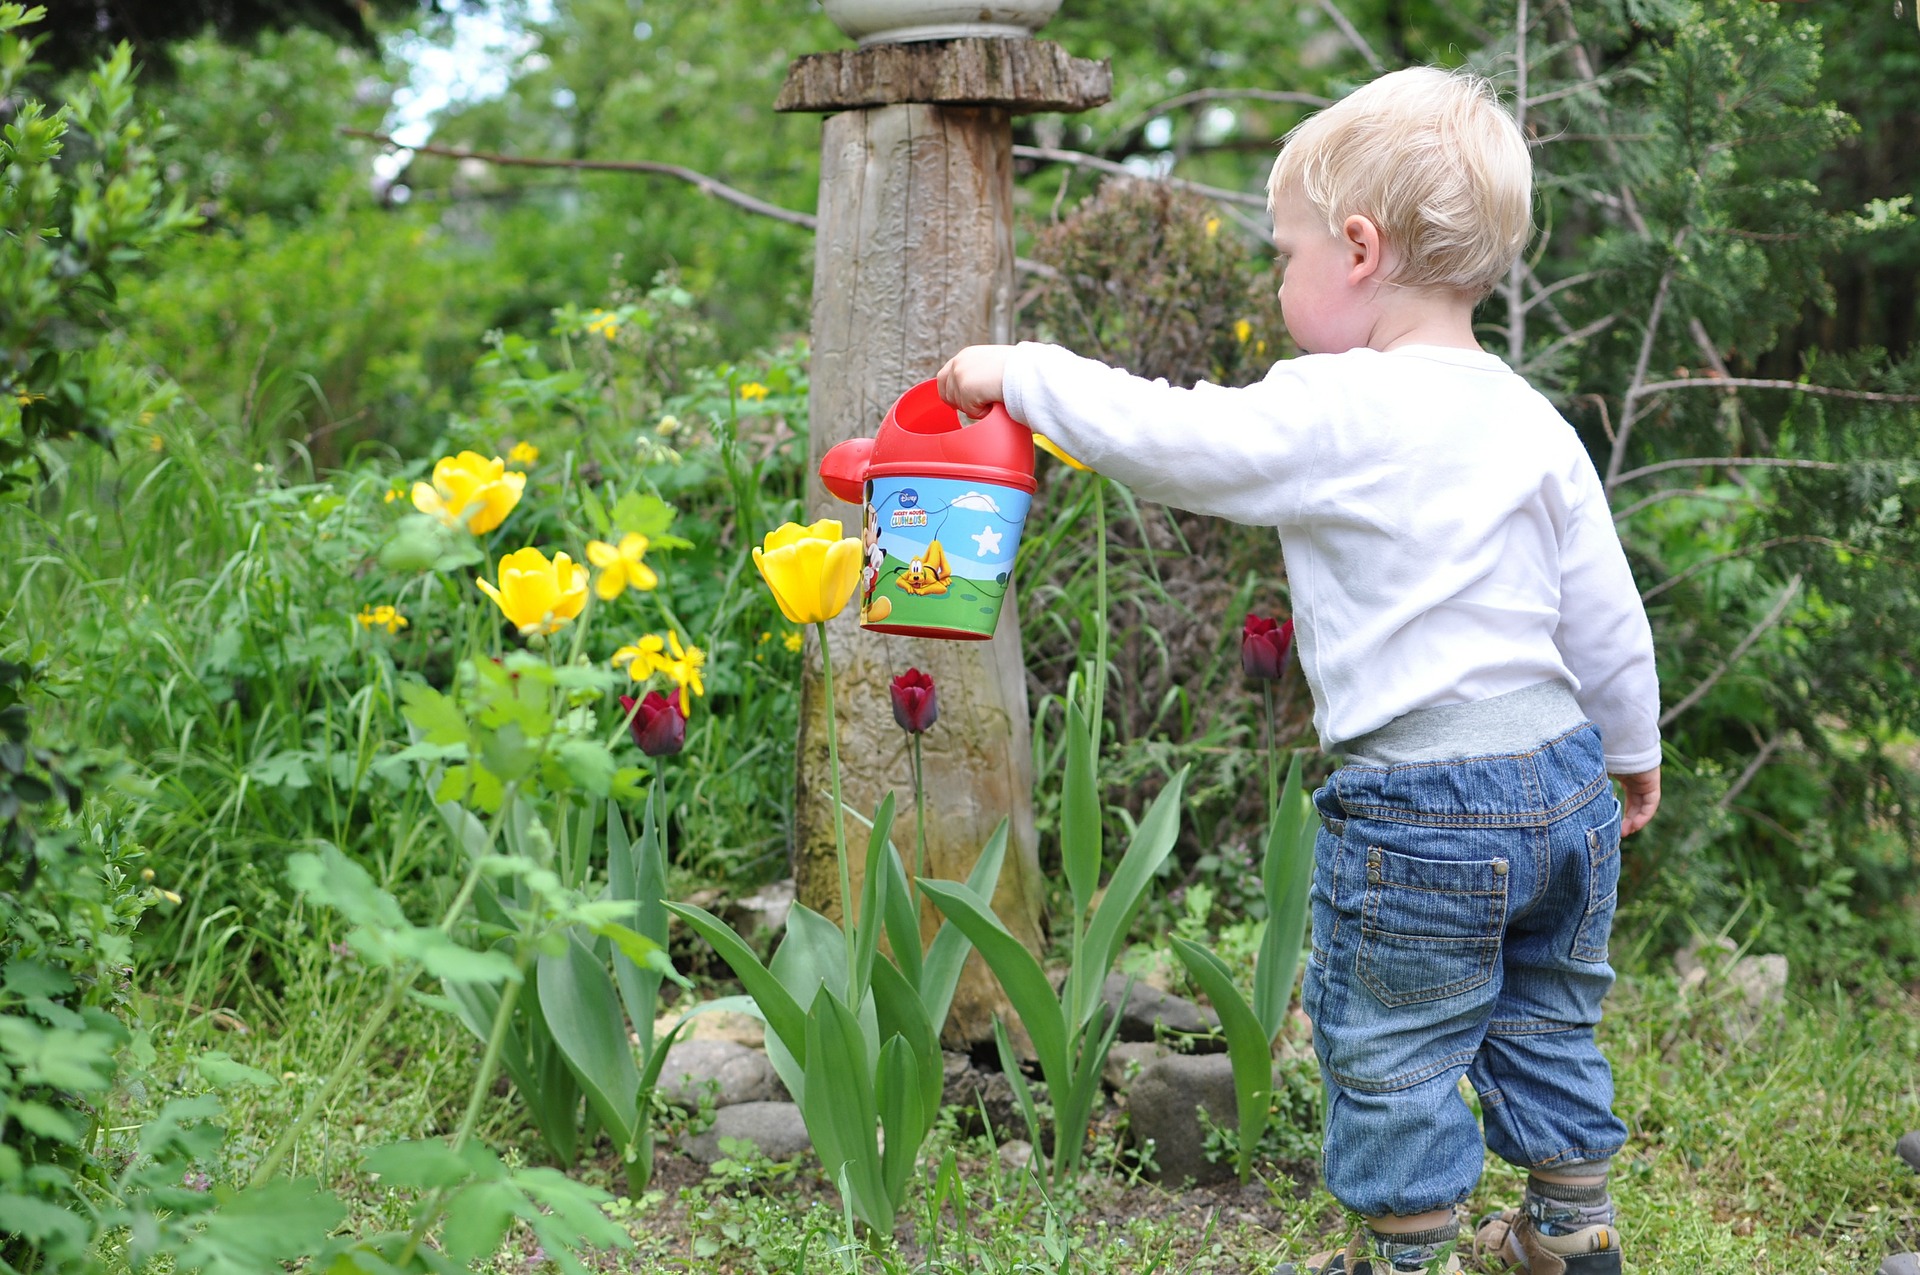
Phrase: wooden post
[{"left": 779, "top": 38, "right": 1108, "bottom": 1046}]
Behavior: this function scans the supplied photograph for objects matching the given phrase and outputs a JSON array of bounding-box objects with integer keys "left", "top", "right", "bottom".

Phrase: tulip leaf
[
  {"left": 1171, "top": 936, "right": 1275, "bottom": 1183},
  {"left": 868, "top": 955, "right": 942, "bottom": 1123},
  {"left": 536, "top": 935, "right": 639, "bottom": 1149},
  {"left": 1254, "top": 752, "right": 1316, "bottom": 1041},
  {"left": 853, "top": 792, "right": 896, "bottom": 1004},
  {"left": 664, "top": 902, "right": 807, "bottom": 1065},
  {"left": 1076, "top": 766, "right": 1187, "bottom": 1031},
  {"left": 444, "top": 977, "right": 578, "bottom": 1163},
  {"left": 801, "top": 988, "right": 892, "bottom": 1235},
  {"left": 992, "top": 1016, "right": 1046, "bottom": 1174},
  {"left": 609, "top": 797, "right": 669, "bottom": 1060},
  {"left": 916, "top": 879, "right": 1068, "bottom": 1086},
  {"left": 879, "top": 822, "right": 922, "bottom": 992},
  {"left": 1061, "top": 696, "right": 1100, "bottom": 916},
  {"left": 917, "top": 819, "right": 1008, "bottom": 1036},
  {"left": 875, "top": 1034, "right": 926, "bottom": 1209}
]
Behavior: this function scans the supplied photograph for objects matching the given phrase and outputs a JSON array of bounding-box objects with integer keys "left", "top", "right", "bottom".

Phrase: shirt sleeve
[
  {"left": 1001, "top": 341, "right": 1317, "bottom": 526},
  {"left": 1554, "top": 463, "right": 1662, "bottom": 773}
]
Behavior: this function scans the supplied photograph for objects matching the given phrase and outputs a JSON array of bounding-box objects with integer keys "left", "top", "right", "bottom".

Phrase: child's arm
[{"left": 939, "top": 343, "right": 1315, "bottom": 525}]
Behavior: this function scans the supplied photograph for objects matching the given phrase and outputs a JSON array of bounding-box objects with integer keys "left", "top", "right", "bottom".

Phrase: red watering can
[{"left": 819, "top": 380, "right": 1036, "bottom": 640}]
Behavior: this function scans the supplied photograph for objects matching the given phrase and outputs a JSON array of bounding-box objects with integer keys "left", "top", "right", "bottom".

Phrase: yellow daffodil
[
  {"left": 783, "top": 631, "right": 803, "bottom": 653},
  {"left": 412, "top": 451, "right": 526, "bottom": 534},
  {"left": 1234, "top": 318, "right": 1253, "bottom": 344},
  {"left": 586, "top": 532, "right": 658, "bottom": 600},
  {"left": 660, "top": 631, "right": 706, "bottom": 713},
  {"left": 508, "top": 441, "right": 540, "bottom": 467},
  {"left": 1034, "top": 434, "right": 1091, "bottom": 472},
  {"left": 356, "top": 604, "right": 409, "bottom": 635},
  {"left": 476, "top": 547, "right": 589, "bottom": 637},
  {"left": 752, "top": 519, "right": 862, "bottom": 625},
  {"left": 612, "top": 634, "right": 667, "bottom": 679},
  {"left": 739, "top": 381, "right": 770, "bottom": 402}
]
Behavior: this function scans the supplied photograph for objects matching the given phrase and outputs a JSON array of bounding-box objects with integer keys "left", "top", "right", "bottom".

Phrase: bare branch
[
  {"left": 1606, "top": 256, "right": 1678, "bottom": 493},
  {"left": 1522, "top": 270, "right": 1600, "bottom": 315},
  {"left": 1503, "top": 0, "right": 1531, "bottom": 364},
  {"left": 341, "top": 128, "right": 820, "bottom": 230},
  {"left": 1718, "top": 732, "right": 1785, "bottom": 810},
  {"left": 1316, "top": 0, "right": 1388, "bottom": 70},
  {"left": 1610, "top": 485, "right": 1747, "bottom": 523},
  {"left": 1523, "top": 74, "right": 1628, "bottom": 108},
  {"left": 1613, "top": 455, "right": 1846, "bottom": 485},
  {"left": 1013, "top": 144, "right": 1269, "bottom": 208},
  {"left": 1642, "top": 538, "right": 1844, "bottom": 603},
  {"left": 1517, "top": 313, "right": 1616, "bottom": 378},
  {"left": 1633, "top": 377, "right": 1920, "bottom": 405},
  {"left": 1659, "top": 574, "right": 1801, "bottom": 728},
  {"left": 1104, "top": 87, "right": 1333, "bottom": 144}
]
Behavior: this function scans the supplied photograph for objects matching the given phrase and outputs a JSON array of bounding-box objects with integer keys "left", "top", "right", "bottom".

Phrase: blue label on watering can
[{"left": 858, "top": 474, "right": 1031, "bottom": 639}]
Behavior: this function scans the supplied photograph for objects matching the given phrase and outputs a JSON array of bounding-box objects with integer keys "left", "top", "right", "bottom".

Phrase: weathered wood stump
[{"left": 782, "top": 38, "right": 1109, "bottom": 1046}]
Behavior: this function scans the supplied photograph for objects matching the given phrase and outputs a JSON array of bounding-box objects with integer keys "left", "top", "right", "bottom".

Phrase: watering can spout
[{"left": 819, "top": 436, "right": 874, "bottom": 505}]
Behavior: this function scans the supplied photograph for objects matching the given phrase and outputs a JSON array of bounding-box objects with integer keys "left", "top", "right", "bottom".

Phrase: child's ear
[{"left": 1341, "top": 214, "right": 1387, "bottom": 285}]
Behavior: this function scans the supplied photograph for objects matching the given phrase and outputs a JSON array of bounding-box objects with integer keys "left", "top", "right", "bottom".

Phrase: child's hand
[
  {"left": 1612, "top": 767, "right": 1660, "bottom": 837},
  {"left": 937, "top": 345, "right": 1014, "bottom": 419}
]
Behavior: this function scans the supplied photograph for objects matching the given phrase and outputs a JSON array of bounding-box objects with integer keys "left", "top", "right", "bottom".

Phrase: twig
[
  {"left": 1504, "top": 0, "right": 1530, "bottom": 365},
  {"left": 1613, "top": 455, "right": 1845, "bottom": 485},
  {"left": 341, "top": 127, "right": 820, "bottom": 230},
  {"left": 1632, "top": 377, "right": 1920, "bottom": 405},
  {"left": 1103, "top": 87, "right": 1333, "bottom": 145},
  {"left": 1517, "top": 313, "right": 1615, "bottom": 377},
  {"left": 1606, "top": 255, "right": 1678, "bottom": 492},
  {"left": 1521, "top": 270, "right": 1600, "bottom": 315},
  {"left": 1610, "top": 485, "right": 1746, "bottom": 524},
  {"left": 1316, "top": 0, "right": 1388, "bottom": 70},
  {"left": 1641, "top": 537, "right": 1844, "bottom": 603},
  {"left": 1658, "top": 574, "right": 1801, "bottom": 728},
  {"left": 1013, "top": 144, "right": 1268, "bottom": 208},
  {"left": 1718, "top": 732, "right": 1784, "bottom": 810}
]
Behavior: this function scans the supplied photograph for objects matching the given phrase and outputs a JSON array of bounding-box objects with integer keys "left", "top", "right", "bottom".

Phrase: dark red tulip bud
[
  {"left": 1241, "top": 615, "right": 1295, "bottom": 681},
  {"left": 620, "top": 691, "right": 686, "bottom": 757},
  {"left": 890, "top": 668, "right": 939, "bottom": 734}
]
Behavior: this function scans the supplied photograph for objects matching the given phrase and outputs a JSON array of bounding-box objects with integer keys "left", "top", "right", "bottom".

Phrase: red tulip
[
  {"left": 619, "top": 691, "right": 686, "bottom": 757},
  {"left": 1241, "top": 615, "right": 1295, "bottom": 681},
  {"left": 890, "top": 668, "right": 939, "bottom": 734}
]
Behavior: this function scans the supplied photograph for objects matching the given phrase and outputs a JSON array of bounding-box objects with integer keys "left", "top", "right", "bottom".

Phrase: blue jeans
[{"left": 1301, "top": 723, "right": 1628, "bottom": 1218}]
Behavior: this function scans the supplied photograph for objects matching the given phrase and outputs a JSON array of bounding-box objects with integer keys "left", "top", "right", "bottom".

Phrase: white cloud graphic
[{"left": 949, "top": 490, "right": 1002, "bottom": 514}]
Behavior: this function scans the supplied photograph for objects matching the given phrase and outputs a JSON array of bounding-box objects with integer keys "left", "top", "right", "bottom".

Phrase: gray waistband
[{"left": 1340, "top": 681, "right": 1587, "bottom": 767}]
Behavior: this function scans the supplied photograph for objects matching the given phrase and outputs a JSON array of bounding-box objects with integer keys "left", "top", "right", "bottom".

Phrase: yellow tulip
[
  {"left": 476, "top": 547, "right": 589, "bottom": 637},
  {"left": 587, "top": 532, "right": 658, "bottom": 600},
  {"left": 751, "top": 520, "right": 862, "bottom": 625},
  {"left": 412, "top": 451, "right": 526, "bottom": 534},
  {"left": 1034, "top": 434, "right": 1091, "bottom": 472}
]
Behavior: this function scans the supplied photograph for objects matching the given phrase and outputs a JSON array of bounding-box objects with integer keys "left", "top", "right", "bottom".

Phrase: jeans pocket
[
  {"left": 1571, "top": 800, "right": 1622, "bottom": 963},
  {"left": 1357, "top": 845, "right": 1509, "bottom": 1007}
]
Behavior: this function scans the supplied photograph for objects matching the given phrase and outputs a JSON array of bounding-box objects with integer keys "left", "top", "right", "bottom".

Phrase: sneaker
[
  {"left": 1280, "top": 1236, "right": 1463, "bottom": 1274},
  {"left": 1473, "top": 1208, "right": 1621, "bottom": 1274}
]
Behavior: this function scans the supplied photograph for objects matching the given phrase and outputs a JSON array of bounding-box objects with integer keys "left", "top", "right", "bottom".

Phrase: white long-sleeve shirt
[{"left": 1003, "top": 341, "right": 1662, "bottom": 774}]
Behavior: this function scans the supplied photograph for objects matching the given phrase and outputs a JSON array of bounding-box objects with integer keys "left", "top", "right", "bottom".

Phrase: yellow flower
[
  {"left": 751, "top": 520, "right": 862, "bottom": 625},
  {"left": 586, "top": 532, "right": 658, "bottom": 600},
  {"left": 508, "top": 441, "right": 540, "bottom": 467},
  {"left": 148, "top": 433, "right": 164, "bottom": 452},
  {"left": 656, "top": 415, "right": 681, "bottom": 436},
  {"left": 586, "top": 309, "right": 620, "bottom": 338},
  {"left": 739, "top": 382, "right": 770, "bottom": 402},
  {"left": 757, "top": 631, "right": 771, "bottom": 645},
  {"left": 660, "top": 631, "right": 706, "bottom": 713},
  {"left": 1034, "top": 434, "right": 1091, "bottom": 472},
  {"left": 1234, "top": 319, "right": 1253, "bottom": 344},
  {"left": 783, "top": 631, "right": 803, "bottom": 653},
  {"left": 412, "top": 451, "right": 526, "bottom": 534},
  {"left": 356, "top": 604, "right": 410, "bottom": 635},
  {"left": 384, "top": 487, "right": 401, "bottom": 503},
  {"left": 476, "top": 547, "right": 589, "bottom": 637},
  {"left": 612, "top": 634, "right": 667, "bottom": 679},
  {"left": 1205, "top": 216, "right": 1222, "bottom": 238}
]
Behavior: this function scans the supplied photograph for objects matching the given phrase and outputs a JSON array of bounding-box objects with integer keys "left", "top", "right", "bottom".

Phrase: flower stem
[
  {"left": 910, "top": 732, "right": 927, "bottom": 916},
  {"left": 1263, "top": 681, "right": 1280, "bottom": 819},
  {"left": 817, "top": 620, "right": 856, "bottom": 998}
]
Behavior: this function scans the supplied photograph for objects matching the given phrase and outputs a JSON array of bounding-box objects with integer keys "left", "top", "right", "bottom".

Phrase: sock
[
  {"left": 1523, "top": 1173, "right": 1616, "bottom": 1237},
  {"left": 1368, "top": 1221, "right": 1459, "bottom": 1271}
]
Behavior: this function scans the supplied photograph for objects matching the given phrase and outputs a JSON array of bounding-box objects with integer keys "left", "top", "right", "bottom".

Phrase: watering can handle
[{"left": 818, "top": 436, "right": 873, "bottom": 504}]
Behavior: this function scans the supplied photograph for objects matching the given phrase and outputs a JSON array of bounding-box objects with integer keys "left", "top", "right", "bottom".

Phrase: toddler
[{"left": 939, "top": 66, "right": 1660, "bottom": 1275}]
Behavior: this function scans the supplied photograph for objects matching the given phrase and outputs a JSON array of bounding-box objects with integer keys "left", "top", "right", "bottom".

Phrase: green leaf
[
  {"left": 1171, "top": 937, "right": 1275, "bottom": 1184},
  {"left": 853, "top": 792, "right": 896, "bottom": 1004},
  {"left": 915, "top": 879, "right": 1069, "bottom": 1086},
  {"left": 412, "top": 937, "right": 521, "bottom": 986},
  {"left": 247, "top": 750, "right": 311, "bottom": 790},
  {"left": 554, "top": 737, "right": 616, "bottom": 796},
  {"left": 537, "top": 935, "right": 641, "bottom": 1148},
  {"left": 1077, "top": 766, "right": 1188, "bottom": 1030},
  {"left": 174, "top": 1178, "right": 344, "bottom": 1274},
  {"left": 0, "top": 1193, "right": 89, "bottom": 1249},
  {"left": 399, "top": 681, "right": 469, "bottom": 746},
  {"left": 6, "top": 1099, "right": 80, "bottom": 1144},
  {"left": 288, "top": 845, "right": 407, "bottom": 938},
  {"left": 364, "top": 1139, "right": 500, "bottom": 1190},
  {"left": 917, "top": 819, "right": 1009, "bottom": 1036},
  {"left": 441, "top": 1180, "right": 520, "bottom": 1266},
  {"left": 801, "top": 988, "right": 892, "bottom": 1236},
  {"left": 1061, "top": 696, "right": 1101, "bottom": 915},
  {"left": 665, "top": 903, "right": 806, "bottom": 1064},
  {"left": 195, "top": 1050, "right": 280, "bottom": 1090},
  {"left": 875, "top": 1034, "right": 926, "bottom": 1209},
  {"left": 3, "top": 958, "right": 73, "bottom": 999},
  {"left": 609, "top": 492, "right": 677, "bottom": 539},
  {"left": 868, "top": 957, "right": 942, "bottom": 1124},
  {"left": 879, "top": 827, "right": 922, "bottom": 991},
  {"left": 1254, "top": 753, "right": 1316, "bottom": 1041}
]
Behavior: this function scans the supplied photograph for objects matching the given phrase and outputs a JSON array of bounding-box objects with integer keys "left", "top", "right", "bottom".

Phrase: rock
[
  {"left": 997, "top": 1139, "right": 1035, "bottom": 1171},
  {"left": 1125, "top": 1053, "right": 1240, "bottom": 1187},
  {"left": 942, "top": 1050, "right": 1030, "bottom": 1142},
  {"left": 1674, "top": 934, "right": 1738, "bottom": 985},
  {"left": 1898, "top": 1130, "right": 1920, "bottom": 1174},
  {"left": 726, "top": 879, "right": 795, "bottom": 935},
  {"left": 1728, "top": 953, "right": 1788, "bottom": 1011},
  {"left": 653, "top": 1006, "right": 765, "bottom": 1049},
  {"left": 1102, "top": 1041, "right": 1170, "bottom": 1092},
  {"left": 1878, "top": 1254, "right": 1920, "bottom": 1275},
  {"left": 1102, "top": 972, "right": 1219, "bottom": 1042},
  {"left": 658, "top": 1039, "right": 782, "bottom": 1110},
  {"left": 678, "top": 1101, "right": 811, "bottom": 1164}
]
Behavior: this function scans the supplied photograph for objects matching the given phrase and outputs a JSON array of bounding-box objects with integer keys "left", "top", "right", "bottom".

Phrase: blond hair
[{"left": 1268, "top": 66, "right": 1532, "bottom": 298}]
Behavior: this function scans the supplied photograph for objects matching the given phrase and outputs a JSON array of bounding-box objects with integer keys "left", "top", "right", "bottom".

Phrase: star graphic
[{"left": 971, "top": 526, "right": 1004, "bottom": 557}]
